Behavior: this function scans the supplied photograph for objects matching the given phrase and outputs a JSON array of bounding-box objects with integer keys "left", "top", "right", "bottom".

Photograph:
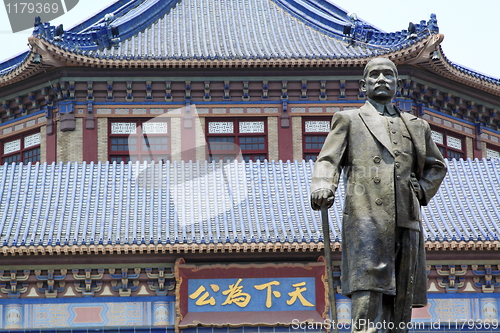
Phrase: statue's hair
[{"left": 363, "top": 58, "right": 398, "bottom": 79}]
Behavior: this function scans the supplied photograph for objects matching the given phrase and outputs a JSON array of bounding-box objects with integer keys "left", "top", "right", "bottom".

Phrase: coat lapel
[
  {"left": 400, "top": 111, "right": 426, "bottom": 175},
  {"left": 359, "top": 103, "right": 394, "bottom": 157}
]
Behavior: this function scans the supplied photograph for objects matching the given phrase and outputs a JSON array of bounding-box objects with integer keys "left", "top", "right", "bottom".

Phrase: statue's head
[{"left": 360, "top": 58, "right": 401, "bottom": 104}]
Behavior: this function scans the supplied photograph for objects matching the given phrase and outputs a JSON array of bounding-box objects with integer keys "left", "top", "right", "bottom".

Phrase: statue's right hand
[{"left": 310, "top": 189, "right": 334, "bottom": 211}]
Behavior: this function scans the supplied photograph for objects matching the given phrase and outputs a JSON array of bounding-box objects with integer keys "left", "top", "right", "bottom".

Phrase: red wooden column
[
  {"left": 181, "top": 104, "right": 197, "bottom": 162},
  {"left": 45, "top": 119, "right": 57, "bottom": 163},
  {"left": 82, "top": 113, "right": 98, "bottom": 162},
  {"left": 279, "top": 103, "right": 293, "bottom": 161}
]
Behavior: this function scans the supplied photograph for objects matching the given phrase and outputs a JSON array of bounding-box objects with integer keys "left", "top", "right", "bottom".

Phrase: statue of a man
[{"left": 310, "top": 58, "right": 447, "bottom": 333}]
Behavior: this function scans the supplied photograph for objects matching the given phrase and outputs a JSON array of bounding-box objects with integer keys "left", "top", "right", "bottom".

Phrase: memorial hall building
[{"left": 0, "top": 0, "right": 499, "bottom": 331}]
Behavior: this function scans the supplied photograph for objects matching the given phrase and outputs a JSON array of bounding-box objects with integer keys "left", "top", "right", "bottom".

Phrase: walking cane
[{"left": 321, "top": 206, "right": 339, "bottom": 333}]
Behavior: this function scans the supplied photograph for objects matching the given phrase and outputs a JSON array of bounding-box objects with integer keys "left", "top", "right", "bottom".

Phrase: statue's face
[{"left": 360, "top": 59, "right": 401, "bottom": 103}]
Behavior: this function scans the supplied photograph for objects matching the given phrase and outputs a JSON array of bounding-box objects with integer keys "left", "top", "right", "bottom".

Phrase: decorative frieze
[
  {"left": 146, "top": 81, "right": 153, "bottom": 101},
  {"left": 447, "top": 135, "right": 462, "bottom": 150},
  {"left": 472, "top": 265, "right": 500, "bottom": 293},
  {"left": 339, "top": 80, "right": 346, "bottom": 99},
  {"left": 0, "top": 270, "right": 30, "bottom": 298},
  {"left": 435, "top": 264, "right": 467, "bottom": 292},
  {"left": 109, "top": 268, "right": 140, "bottom": 297},
  {"left": 0, "top": 267, "right": 175, "bottom": 299},
  {"left": 107, "top": 81, "right": 114, "bottom": 101},
  {"left": 431, "top": 131, "right": 444, "bottom": 145},
  {"left": 126, "top": 81, "right": 133, "bottom": 102},
  {"left": 4, "top": 139, "right": 20, "bottom": 154},
  {"left": 60, "top": 81, "right": 68, "bottom": 99},
  {"left": 165, "top": 81, "right": 172, "bottom": 102},
  {"left": 111, "top": 122, "right": 137, "bottom": 135},
  {"left": 185, "top": 81, "right": 191, "bottom": 101},
  {"left": 203, "top": 81, "right": 211, "bottom": 101},
  {"left": 281, "top": 81, "right": 288, "bottom": 100},
  {"left": 262, "top": 81, "right": 269, "bottom": 101},
  {"left": 69, "top": 81, "right": 75, "bottom": 99},
  {"left": 24, "top": 133, "right": 41, "bottom": 148},
  {"left": 87, "top": 81, "right": 93, "bottom": 101},
  {"left": 305, "top": 120, "right": 330, "bottom": 133},
  {"left": 301, "top": 80, "right": 307, "bottom": 100},
  {"left": 72, "top": 268, "right": 104, "bottom": 296},
  {"left": 143, "top": 122, "right": 168, "bottom": 134},
  {"left": 35, "top": 269, "right": 67, "bottom": 298},
  {"left": 319, "top": 80, "right": 327, "bottom": 101},
  {"left": 29, "top": 92, "right": 38, "bottom": 110},
  {"left": 239, "top": 121, "right": 264, "bottom": 133},
  {"left": 208, "top": 121, "right": 233, "bottom": 134},
  {"left": 242, "top": 81, "right": 250, "bottom": 101},
  {"left": 223, "top": 81, "right": 230, "bottom": 101},
  {"left": 2, "top": 100, "right": 10, "bottom": 118},
  {"left": 487, "top": 149, "right": 500, "bottom": 159}
]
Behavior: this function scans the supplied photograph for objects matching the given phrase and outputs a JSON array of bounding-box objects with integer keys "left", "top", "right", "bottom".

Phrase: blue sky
[{"left": 1, "top": 0, "right": 499, "bottom": 79}]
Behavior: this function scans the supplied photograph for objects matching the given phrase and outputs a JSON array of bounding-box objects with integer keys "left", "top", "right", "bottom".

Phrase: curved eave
[
  {"left": 0, "top": 36, "right": 428, "bottom": 89},
  {"left": 414, "top": 45, "right": 500, "bottom": 97},
  {"left": 1, "top": 240, "right": 498, "bottom": 256},
  {"left": 0, "top": 51, "right": 50, "bottom": 88}
]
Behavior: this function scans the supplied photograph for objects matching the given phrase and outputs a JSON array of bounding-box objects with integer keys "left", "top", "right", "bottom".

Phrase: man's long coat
[{"left": 311, "top": 102, "right": 447, "bottom": 307}]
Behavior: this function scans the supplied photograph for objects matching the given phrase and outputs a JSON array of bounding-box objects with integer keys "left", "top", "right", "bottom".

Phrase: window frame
[
  {"left": 108, "top": 118, "right": 171, "bottom": 163},
  {"left": 205, "top": 118, "right": 268, "bottom": 162},
  {"left": 302, "top": 116, "right": 331, "bottom": 161},
  {"left": 430, "top": 127, "right": 466, "bottom": 160},
  {"left": 1, "top": 131, "right": 41, "bottom": 164},
  {"left": 486, "top": 144, "right": 500, "bottom": 160}
]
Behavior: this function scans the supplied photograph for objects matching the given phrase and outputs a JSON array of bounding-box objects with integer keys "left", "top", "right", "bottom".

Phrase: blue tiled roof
[
  {"left": 27, "top": 0, "right": 436, "bottom": 61},
  {"left": 0, "top": 158, "right": 498, "bottom": 249}
]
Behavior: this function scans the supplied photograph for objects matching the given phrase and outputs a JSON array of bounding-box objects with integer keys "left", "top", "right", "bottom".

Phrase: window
[
  {"left": 431, "top": 129, "right": 465, "bottom": 160},
  {"left": 303, "top": 118, "right": 331, "bottom": 161},
  {"left": 206, "top": 119, "right": 267, "bottom": 162},
  {"left": 1, "top": 132, "right": 41, "bottom": 164},
  {"left": 487, "top": 146, "right": 500, "bottom": 160},
  {"left": 109, "top": 119, "right": 170, "bottom": 163}
]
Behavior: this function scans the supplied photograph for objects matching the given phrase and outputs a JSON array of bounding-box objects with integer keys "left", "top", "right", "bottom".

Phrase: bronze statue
[{"left": 310, "top": 58, "right": 447, "bottom": 333}]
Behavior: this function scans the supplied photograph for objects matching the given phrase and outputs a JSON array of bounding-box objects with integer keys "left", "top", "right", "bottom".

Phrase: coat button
[
  {"left": 395, "top": 162, "right": 400, "bottom": 168},
  {"left": 373, "top": 176, "right": 381, "bottom": 183},
  {"left": 394, "top": 150, "right": 400, "bottom": 156},
  {"left": 375, "top": 198, "right": 383, "bottom": 205},
  {"left": 373, "top": 156, "right": 381, "bottom": 163}
]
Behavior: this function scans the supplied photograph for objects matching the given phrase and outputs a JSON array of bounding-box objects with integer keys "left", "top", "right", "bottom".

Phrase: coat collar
[
  {"left": 400, "top": 111, "right": 426, "bottom": 175},
  {"left": 359, "top": 102, "right": 394, "bottom": 157}
]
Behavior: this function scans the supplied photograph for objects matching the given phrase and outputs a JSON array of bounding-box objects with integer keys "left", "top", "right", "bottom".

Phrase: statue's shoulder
[
  {"left": 334, "top": 106, "right": 362, "bottom": 120},
  {"left": 400, "top": 111, "right": 431, "bottom": 130}
]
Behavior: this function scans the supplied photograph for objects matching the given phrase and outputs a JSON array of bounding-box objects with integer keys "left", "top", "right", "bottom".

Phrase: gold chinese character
[
  {"left": 287, "top": 282, "right": 314, "bottom": 307},
  {"left": 222, "top": 278, "right": 251, "bottom": 308},
  {"left": 189, "top": 285, "right": 216, "bottom": 306},
  {"left": 254, "top": 281, "right": 281, "bottom": 308}
]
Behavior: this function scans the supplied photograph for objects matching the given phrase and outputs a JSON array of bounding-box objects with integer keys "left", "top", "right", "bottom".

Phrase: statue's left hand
[{"left": 410, "top": 173, "right": 422, "bottom": 201}]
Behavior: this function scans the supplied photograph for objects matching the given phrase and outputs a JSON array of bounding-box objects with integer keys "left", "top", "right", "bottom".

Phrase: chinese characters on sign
[
  {"left": 187, "top": 277, "right": 316, "bottom": 312},
  {"left": 175, "top": 259, "right": 328, "bottom": 330}
]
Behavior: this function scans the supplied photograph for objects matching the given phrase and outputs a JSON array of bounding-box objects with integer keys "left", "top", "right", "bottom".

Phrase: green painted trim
[
  {"left": 38, "top": 76, "right": 363, "bottom": 83},
  {"left": 408, "top": 76, "right": 500, "bottom": 110},
  {"left": 0, "top": 79, "right": 64, "bottom": 101},
  {"left": 1, "top": 263, "right": 174, "bottom": 270}
]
